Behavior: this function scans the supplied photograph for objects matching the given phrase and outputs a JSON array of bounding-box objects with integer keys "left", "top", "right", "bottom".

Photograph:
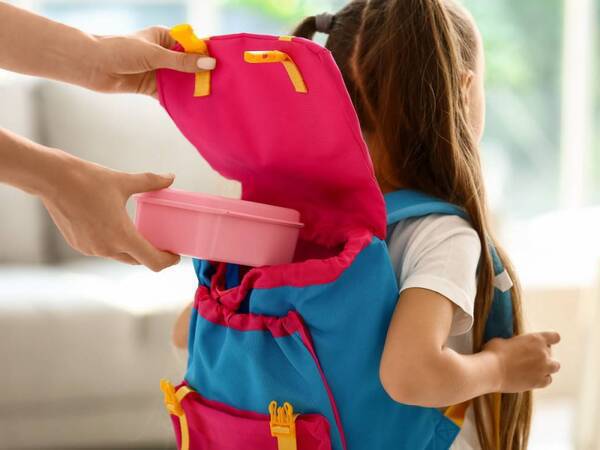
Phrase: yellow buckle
[
  {"left": 169, "top": 24, "right": 211, "bottom": 97},
  {"left": 269, "top": 401, "right": 299, "bottom": 450}
]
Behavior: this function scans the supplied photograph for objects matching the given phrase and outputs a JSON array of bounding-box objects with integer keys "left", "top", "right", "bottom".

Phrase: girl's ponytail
[{"left": 292, "top": 16, "right": 318, "bottom": 40}]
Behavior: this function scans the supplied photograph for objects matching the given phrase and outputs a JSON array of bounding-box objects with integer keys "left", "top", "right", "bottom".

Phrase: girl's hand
[
  {"left": 89, "top": 26, "right": 216, "bottom": 97},
  {"left": 41, "top": 149, "right": 180, "bottom": 271},
  {"left": 484, "top": 332, "right": 561, "bottom": 393}
]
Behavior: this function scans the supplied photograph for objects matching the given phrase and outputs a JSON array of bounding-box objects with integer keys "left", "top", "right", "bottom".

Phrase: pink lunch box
[{"left": 134, "top": 188, "right": 303, "bottom": 267}]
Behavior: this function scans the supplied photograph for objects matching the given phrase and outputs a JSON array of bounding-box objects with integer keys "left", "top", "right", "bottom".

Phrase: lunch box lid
[
  {"left": 156, "top": 32, "right": 386, "bottom": 248},
  {"left": 135, "top": 189, "right": 303, "bottom": 228}
]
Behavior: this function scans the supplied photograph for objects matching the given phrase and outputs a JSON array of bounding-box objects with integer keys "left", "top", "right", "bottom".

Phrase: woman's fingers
[
  {"left": 112, "top": 252, "right": 141, "bottom": 266},
  {"left": 115, "top": 170, "right": 180, "bottom": 271},
  {"left": 123, "top": 171, "right": 175, "bottom": 196},
  {"left": 150, "top": 45, "right": 216, "bottom": 72},
  {"left": 121, "top": 220, "right": 180, "bottom": 272},
  {"left": 137, "top": 26, "right": 216, "bottom": 73},
  {"left": 135, "top": 26, "right": 175, "bottom": 48}
]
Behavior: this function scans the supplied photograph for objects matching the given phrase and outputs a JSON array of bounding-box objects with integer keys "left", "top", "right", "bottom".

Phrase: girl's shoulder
[
  {"left": 386, "top": 213, "right": 480, "bottom": 260},
  {"left": 387, "top": 214, "right": 482, "bottom": 338}
]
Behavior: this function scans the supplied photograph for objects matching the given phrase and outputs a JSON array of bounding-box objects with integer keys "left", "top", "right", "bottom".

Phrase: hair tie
[{"left": 315, "top": 13, "right": 335, "bottom": 34}]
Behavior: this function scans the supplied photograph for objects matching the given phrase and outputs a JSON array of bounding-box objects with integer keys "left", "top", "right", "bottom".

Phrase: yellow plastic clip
[
  {"left": 160, "top": 379, "right": 192, "bottom": 450},
  {"left": 269, "top": 401, "right": 299, "bottom": 450},
  {"left": 244, "top": 50, "right": 308, "bottom": 94},
  {"left": 169, "top": 24, "right": 211, "bottom": 97}
]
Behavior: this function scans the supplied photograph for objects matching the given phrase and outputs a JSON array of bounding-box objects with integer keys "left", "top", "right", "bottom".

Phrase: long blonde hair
[{"left": 294, "top": 1, "right": 532, "bottom": 448}]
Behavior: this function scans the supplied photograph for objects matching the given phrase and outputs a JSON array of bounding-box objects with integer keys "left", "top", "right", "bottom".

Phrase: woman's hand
[
  {"left": 484, "top": 332, "right": 561, "bottom": 393},
  {"left": 1, "top": 127, "right": 179, "bottom": 272},
  {"left": 0, "top": 3, "right": 215, "bottom": 97},
  {"left": 40, "top": 150, "right": 181, "bottom": 271},
  {"left": 89, "top": 26, "right": 216, "bottom": 97}
]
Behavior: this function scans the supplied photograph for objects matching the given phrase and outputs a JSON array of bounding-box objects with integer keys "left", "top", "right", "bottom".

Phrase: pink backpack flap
[{"left": 156, "top": 29, "right": 386, "bottom": 253}]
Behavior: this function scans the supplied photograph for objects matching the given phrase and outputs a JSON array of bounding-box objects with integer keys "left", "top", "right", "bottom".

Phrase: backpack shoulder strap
[
  {"left": 385, "top": 190, "right": 468, "bottom": 225},
  {"left": 385, "top": 190, "right": 514, "bottom": 341}
]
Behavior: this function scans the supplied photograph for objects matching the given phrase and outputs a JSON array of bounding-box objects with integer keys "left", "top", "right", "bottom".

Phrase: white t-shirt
[{"left": 386, "top": 214, "right": 482, "bottom": 450}]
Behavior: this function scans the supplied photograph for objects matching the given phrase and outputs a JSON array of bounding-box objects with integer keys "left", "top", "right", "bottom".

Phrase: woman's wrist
[
  {"left": 0, "top": 128, "right": 77, "bottom": 199},
  {"left": 44, "top": 28, "right": 101, "bottom": 90},
  {"left": 32, "top": 147, "right": 82, "bottom": 200}
]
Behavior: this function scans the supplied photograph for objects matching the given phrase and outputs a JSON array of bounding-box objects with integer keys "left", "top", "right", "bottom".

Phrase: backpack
[{"left": 157, "top": 25, "right": 514, "bottom": 450}]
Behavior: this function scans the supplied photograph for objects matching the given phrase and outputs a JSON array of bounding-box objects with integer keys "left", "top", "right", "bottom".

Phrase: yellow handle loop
[
  {"left": 244, "top": 51, "right": 308, "bottom": 94},
  {"left": 269, "top": 400, "right": 299, "bottom": 450},
  {"left": 160, "top": 379, "right": 192, "bottom": 450},
  {"left": 170, "top": 24, "right": 211, "bottom": 97}
]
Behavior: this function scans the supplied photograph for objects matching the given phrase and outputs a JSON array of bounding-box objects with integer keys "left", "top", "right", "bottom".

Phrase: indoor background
[{"left": 0, "top": 0, "right": 598, "bottom": 449}]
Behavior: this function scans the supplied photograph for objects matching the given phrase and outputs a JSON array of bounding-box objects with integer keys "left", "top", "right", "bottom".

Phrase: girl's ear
[{"left": 461, "top": 69, "right": 475, "bottom": 113}]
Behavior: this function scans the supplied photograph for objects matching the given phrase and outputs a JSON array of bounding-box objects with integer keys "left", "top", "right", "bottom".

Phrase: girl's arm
[
  {"left": 0, "top": 127, "right": 179, "bottom": 270},
  {"left": 380, "top": 287, "right": 560, "bottom": 408},
  {"left": 173, "top": 302, "right": 193, "bottom": 349},
  {"left": 0, "top": 2, "right": 215, "bottom": 96}
]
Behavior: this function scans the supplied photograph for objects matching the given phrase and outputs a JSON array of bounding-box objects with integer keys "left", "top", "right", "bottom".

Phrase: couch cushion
[
  {"left": 0, "top": 258, "right": 197, "bottom": 448},
  {"left": 0, "top": 259, "right": 195, "bottom": 407}
]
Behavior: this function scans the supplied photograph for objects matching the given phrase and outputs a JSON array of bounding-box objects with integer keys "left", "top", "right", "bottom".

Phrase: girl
[
  {"left": 291, "top": 1, "right": 560, "bottom": 449},
  {"left": 173, "top": 1, "right": 560, "bottom": 448}
]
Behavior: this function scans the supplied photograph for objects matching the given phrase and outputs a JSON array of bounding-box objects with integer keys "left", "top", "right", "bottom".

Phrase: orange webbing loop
[
  {"left": 160, "top": 379, "right": 193, "bottom": 450},
  {"left": 244, "top": 50, "right": 308, "bottom": 94},
  {"left": 170, "top": 24, "right": 211, "bottom": 97}
]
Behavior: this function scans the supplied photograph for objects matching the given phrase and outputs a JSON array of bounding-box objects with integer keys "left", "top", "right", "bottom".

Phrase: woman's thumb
[
  {"left": 151, "top": 46, "right": 216, "bottom": 73},
  {"left": 126, "top": 172, "right": 175, "bottom": 194}
]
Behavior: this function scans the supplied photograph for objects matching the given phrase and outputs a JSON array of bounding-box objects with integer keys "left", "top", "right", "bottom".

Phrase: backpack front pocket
[
  {"left": 180, "top": 281, "right": 348, "bottom": 450},
  {"left": 161, "top": 380, "right": 332, "bottom": 450}
]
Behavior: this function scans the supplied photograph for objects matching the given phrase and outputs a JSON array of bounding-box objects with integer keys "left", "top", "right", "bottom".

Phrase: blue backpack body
[{"left": 162, "top": 189, "right": 513, "bottom": 450}]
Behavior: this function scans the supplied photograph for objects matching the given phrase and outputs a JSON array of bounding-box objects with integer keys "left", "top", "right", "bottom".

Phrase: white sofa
[{"left": 0, "top": 77, "right": 238, "bottom": 449}]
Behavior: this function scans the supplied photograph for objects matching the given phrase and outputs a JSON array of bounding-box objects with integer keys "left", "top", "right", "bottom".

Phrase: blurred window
[
  {"left": 39, "top": 1, "right": 187, "bottom": 34},
  {"left": 462, "top": 0, "right": 565, "bottom": 217}
]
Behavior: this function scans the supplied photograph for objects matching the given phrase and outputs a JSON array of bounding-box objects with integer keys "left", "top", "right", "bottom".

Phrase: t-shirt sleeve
[{"left": 387, "top": 215, "right": 482, "bottom": 337}]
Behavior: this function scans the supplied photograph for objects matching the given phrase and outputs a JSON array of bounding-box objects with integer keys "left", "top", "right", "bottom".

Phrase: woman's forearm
[
  {"left": 0, "top": 2, "right": 98, "bottom": 87},
  {"left": 0, "top": 127, "right": 68, "bottom": 197}
]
